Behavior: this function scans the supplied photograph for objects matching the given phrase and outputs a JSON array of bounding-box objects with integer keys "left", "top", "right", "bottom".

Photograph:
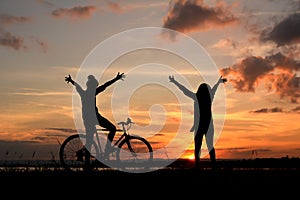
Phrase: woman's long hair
[
  {"left": 196, "top": 83, "right": 212, "bottom": 107},
  {"left": 196, "top": 83, "right": 212, "bottom": 133}
]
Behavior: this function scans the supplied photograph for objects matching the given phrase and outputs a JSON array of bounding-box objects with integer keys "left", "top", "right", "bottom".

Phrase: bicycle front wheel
[
  {"left": 59, "top": 134, "right": 100, "bottom": 171},
  {"left": 115, "top": 135, "right": 153, "bottom": 171}
]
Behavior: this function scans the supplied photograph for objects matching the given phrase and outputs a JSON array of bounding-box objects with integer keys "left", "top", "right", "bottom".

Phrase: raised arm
[
  {"left": 65, "top": 74, "right": 84, "bottom": 94},
  {"left": 169, "top": 75, "right": 195, "bottom": 99},
  {"left": 96, "top": 72, "right": 126, "bottom": 94},
  {"left": 210, "top": 76, "right": 227, "bottom": 100}
]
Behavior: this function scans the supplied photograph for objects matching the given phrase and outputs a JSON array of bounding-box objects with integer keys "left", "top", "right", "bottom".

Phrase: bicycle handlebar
[
  {"left": 117, "top": 117, "right": 135, "bottom": 126},
  {"left": 96, "top": 118, "right": 134, "bottom": 133}
]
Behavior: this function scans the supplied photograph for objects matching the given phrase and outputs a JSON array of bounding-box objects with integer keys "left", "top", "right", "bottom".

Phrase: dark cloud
[
  {"left": 220, "top": 55, "right": 273, "bottom": 92},
  {"left": 107, "top": 2, "right": 124, "bottom": 13},
  {"left": 291, "top": 106, "right": 300, "bottom": 113},
  {"left": 33, "top": 37, "right": 48, "bottom": 53},
  {"left": 220, "top": 147, "right": 248, "bottom": 151},
  {"left": 0, "top": 30, "right": 48, "bottom": 52},
  {"left": 221, "top": 52, "right": 300, "bottom": 103},
  {"left": 250, "top": 107, "right": 283, "bottom": 113},
  {"left": 0, "top": 30, "right": 26, "bottom": 50},
  {"left": 261, "top": 13, "right": 300, "bottom": 46},
  {"left": 0, "top": 14, "right": 29, "bottom": 50},
  {"left": 219, "top": 147, "right": 273, "bottom": 159},
  {"left": 45, "top": 127, "right": 77, "bottom": 133},
  {"left": 51, "top": 5, "right": 97, "bottom": 20},
  {"left": 162, "top": 0, "right": 238, "bottom": 39},
  {"left": 0, "top": 14, "right": 31, "bottom": 25},
  {"left": 0, "top": 14, "right": 47, "bottom": 52},
  {"left": 35, "top": 0, "right": 55, "bottom": 7},
  {"left": 32, "top": 136, "right": 48, "bottom": 141}
]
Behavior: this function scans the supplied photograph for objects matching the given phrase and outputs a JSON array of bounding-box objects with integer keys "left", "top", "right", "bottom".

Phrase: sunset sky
[{"left": 1, "top": 0, "right": 300, "bottom": 161}]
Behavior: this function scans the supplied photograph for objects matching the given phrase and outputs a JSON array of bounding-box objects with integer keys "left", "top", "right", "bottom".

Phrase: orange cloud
[
  {"left": 220, "top": 53, "right": 300, "bottom": 103},
  {"left": 51, "top": 5, "right": 97, "bottom": 20}
]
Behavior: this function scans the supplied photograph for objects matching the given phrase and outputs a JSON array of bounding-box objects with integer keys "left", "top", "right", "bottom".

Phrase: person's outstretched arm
[
  {"left": 210, "top": 76, "right": 227, "bottom": 100},
  {"left": 65, "top": 74, "right": 84, "bottom": 94},
  {"left": 169, "top": 75, "right": 195, "bottom": 99},
  {"left": 96, "top": 72, "right": 126, "bottom": 94}
]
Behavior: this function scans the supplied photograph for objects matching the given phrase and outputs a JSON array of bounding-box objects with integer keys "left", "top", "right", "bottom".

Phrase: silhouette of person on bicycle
[
  {"left": 169, "top": 75, "right": 226, "bottom": 169},
  {"left": 65, "top": 72, "right": 125, "bottom": 169}
]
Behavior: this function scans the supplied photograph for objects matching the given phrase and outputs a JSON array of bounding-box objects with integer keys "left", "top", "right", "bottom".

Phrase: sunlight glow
[{"left": 188, "top": 155, "right": 195, "bottom": 160}]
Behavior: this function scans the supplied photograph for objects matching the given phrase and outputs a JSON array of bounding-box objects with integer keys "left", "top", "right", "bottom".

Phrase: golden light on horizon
[{"left": 188, "top": 155, "right": 194, "bottom": 160}]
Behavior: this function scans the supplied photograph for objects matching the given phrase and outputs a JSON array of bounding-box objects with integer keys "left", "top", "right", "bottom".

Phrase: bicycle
[{"left": 59, "top": 117, "right": 153, "bottom": 171}]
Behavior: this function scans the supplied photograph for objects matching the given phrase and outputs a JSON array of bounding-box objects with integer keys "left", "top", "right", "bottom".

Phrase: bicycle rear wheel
[
  {"left": 115, "top": 135, "right": 153, "bottom": 171},
  {"left": 59, "top": 134, "right": 100, "bottom": 171}
]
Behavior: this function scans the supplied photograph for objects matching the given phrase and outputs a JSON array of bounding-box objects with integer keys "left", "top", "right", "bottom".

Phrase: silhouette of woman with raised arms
[
  {"left": 169, "top": 75, "right": 226, "bottom": 169},
  {"left": 65, "top": 72, "right": 125, "bottom": 169}
]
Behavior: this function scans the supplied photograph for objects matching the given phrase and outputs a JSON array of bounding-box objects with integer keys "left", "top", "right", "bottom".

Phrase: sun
[{"left": 188, "top": 155, "right": 194, "bottom": 160}]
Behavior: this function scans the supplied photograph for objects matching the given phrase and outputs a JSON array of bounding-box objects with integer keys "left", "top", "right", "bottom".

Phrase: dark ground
[{"left": 1, "top": 158, "right": 300, "bottom": 196}]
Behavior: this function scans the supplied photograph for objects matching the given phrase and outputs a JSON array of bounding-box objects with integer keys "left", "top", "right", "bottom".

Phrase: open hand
[
  {"left": 116, "top": 72, "right": 126, "bottom": 81},
  {"left": 219, "top": 76, "right": 227, "bottom": 83},
  {"left": 65, "top": 74, "right": 73, "bottom": 84},
  {"left": 222, "top": 77, "right": 227, "bottom": 83},
  {"left": 169, "top": 75, "right": 175, "bottom": 83}
]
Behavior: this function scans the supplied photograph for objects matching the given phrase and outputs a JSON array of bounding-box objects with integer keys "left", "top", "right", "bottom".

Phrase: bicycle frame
[
  {"left": 94, "top": 118, "right": 134, "bottom": 158},
  {"left": 94, "top": 128, "right": 123, "bottom": 156}
]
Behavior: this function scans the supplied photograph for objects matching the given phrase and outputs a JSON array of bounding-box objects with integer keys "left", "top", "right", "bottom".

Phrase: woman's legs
[
  {"left": 97, "top": 114, "right": 116, "bottom": 158},
  {"left": 206, "top": 123, "right": 216, "bottom": 169},
  {"left": 83, "top": 123, "right": 97, "bottom": 170},
  {"left": 194, "top": 132, "right": 204, "bottom": 168}
]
